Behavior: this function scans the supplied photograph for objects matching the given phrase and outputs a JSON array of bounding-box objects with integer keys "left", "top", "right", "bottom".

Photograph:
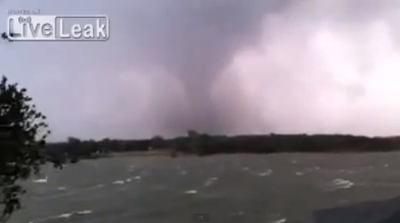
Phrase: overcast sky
[{"left": 0, "top": 0, "right": 399, "bottom": 141}]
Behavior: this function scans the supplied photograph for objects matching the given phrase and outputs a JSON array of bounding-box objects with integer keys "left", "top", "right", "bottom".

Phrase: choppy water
[{"left": 10, "top": 152, "right": 400, "bottom": 223}]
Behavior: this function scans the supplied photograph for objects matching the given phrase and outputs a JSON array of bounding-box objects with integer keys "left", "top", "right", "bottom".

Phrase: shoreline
[
  {"left": 104, "top": 150, "right": 196, "bottom": 158},
  {"left": 80, "top": 149, "right": 400, "bottom": 161}
]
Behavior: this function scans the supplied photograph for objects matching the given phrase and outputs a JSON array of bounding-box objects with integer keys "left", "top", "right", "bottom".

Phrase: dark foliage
[
  {"left": 0, "top": 76, "right": 55, "bottom": 222},
  {"left": 150, "top": 135, "right": 167, "bottom": 149},
  {"left": 45, "top": 132, "right": 400, "bottom": 161}
]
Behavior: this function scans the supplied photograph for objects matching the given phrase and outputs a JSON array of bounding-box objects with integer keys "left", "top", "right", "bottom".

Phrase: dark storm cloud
[
  {"left": 1, "top": 0, "right": 290, "bottom": 139},
  {"left": 0, "top": 0, "right": 399, "bottom": 140},
  {"left": 112, "top": 0, "right": 291, "bottom": 133}
]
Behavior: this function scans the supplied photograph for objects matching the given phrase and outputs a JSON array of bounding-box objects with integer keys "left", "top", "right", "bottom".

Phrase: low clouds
[{"left": 0, "top": 0, "right": 399, "bottom": 140}]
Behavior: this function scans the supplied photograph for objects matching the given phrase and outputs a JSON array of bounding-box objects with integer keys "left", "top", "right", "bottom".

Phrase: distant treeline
[{"left": 44, "top": 131, "right": 400, "bottom": 162}]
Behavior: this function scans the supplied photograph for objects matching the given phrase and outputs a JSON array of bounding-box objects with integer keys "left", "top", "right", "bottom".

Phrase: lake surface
[{"left": 9, "top": 152, "right": 400, "bottom": 223}]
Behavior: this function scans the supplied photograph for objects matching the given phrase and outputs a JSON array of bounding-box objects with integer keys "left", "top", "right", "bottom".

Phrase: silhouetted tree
[
  {"left": 0, "top": 76, "right": 58, "bottom": 222},
  {"left": 66, "top": 137, "right": 81, "bottom": 163},
  {"left": 187, "top": 130, "right": 198, "bottom": 138},
  {"left": 99, "top": 138, "right": 111, "bottom": 153},
  {"left": 188, "top": 130, "right": 205, "bottom": 155},
  {"left": 0, "top": 33, "right": 70, "bottom": 221},
  {"left": 151, "top": 135, "right": 166, "bottom": 149}
]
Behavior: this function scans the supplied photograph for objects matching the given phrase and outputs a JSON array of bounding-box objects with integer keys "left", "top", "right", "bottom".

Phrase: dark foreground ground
[{"left": 10, "top": 152, "right": 400, "bottom": 223}]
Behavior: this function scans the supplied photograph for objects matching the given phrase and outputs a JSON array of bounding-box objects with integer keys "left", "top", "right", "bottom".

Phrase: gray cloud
[{"left": 0, "top": 0, "right": 399, "bottom": 141}]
